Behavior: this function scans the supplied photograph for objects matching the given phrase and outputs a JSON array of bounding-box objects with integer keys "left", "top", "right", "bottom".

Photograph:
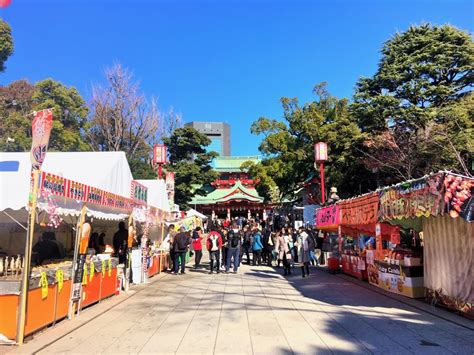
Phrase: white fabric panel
[
  {"left": 135, "top": 179, "right": 170, "bottom": 212},
  {"left": 0, "top": 152, "right": 133, "bottom": 211},
  {"left": 186, "top": 208, "right": 207, "bottom": 219},
  {"left": 423, "top": 215, "right": 473, "bottom": 303}
]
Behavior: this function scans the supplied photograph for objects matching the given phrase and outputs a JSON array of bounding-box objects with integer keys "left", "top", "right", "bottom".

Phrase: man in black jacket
[
  {"left": 113, "top": 222, "right": 128, "bottom": 264},
  {"left": 172, "top": 227, "right": 191, "bottom": 275}
]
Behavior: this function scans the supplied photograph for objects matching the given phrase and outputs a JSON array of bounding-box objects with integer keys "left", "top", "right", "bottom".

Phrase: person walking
[
  {"left": 252, "top": 226, "right": 263, "bottom": 266},
  {"left": 225, "top": 225, "right": 241, "bottom": 273},
  {"left": 220, "top": 228, "right": 229, "bottom": 270},
  {"left": 275, "top": 230, "right": 292, "bottom": 276},
  {"left": 297, "top": 227, "right": 311, "bottom": 278},
  {"left": 261, "top": 227, "right": 272, "bottom": 266},
  {"left": 192, "top": 227, "right": 204, "bottom": 269},
  {"left": 241, "top": 225, "right": 252, "bottom": 265},
  {"left": 163, "top": 224, "right": 177, "bottom": 272},
  {"left": 307, "top": 228, "right": 317, "bottom": 266},
  {"left": 206, "top": 228, "right": 222, "bottom": 274},
  {"left": 172, "top": 227, "right": 191, "bottom": 275},
  {"left": 316, "top": 232, "right": 324, "bottom": 265}
]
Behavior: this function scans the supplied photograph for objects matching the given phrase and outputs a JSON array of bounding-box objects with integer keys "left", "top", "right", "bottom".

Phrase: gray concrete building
[{"left": 184, "top": 121, "right": 231, "bottom": 156}]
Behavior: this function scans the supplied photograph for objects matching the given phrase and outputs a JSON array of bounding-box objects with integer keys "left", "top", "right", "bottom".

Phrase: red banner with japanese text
[{"left": 339, "top": 193, "right": 379, "bottom": 226}]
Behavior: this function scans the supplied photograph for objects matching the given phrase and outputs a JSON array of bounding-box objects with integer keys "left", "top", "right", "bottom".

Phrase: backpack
[
  {"left": 176, "top": 234, "right": 188, "bottom": 251},
  {"left": 210, "top": 237, "right": 219, "bottom": 251},
  {"left": 230, "top": 234, "right": 240, "bottom": 248}
]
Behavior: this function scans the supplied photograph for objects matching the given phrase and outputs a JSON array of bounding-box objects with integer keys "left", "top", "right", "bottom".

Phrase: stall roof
[
  {"left": 0, "top": 152, "right": 133, "bottom": 211},
  {"left": 186, "top": 208, "right": 208, "bottom": 220},
  {"left": 135, "top": 179, "right": 171, "bottom": 212}
]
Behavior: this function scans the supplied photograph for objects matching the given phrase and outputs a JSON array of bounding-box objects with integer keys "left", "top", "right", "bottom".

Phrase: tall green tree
[
  {"left": 351, "top": 24, "right": 474, "bottom": 179},
  {"left": 163, "top": 127, "right": 218, "bottom": 208},
  {"left": 0, "top": 79, "right": 89, "bottom": 152},
  {"left": 0, "top": 19, "right": 13, "bottom": 72},
  {"left": 248, "top": 83, "right": 366, "bottom": 203}
]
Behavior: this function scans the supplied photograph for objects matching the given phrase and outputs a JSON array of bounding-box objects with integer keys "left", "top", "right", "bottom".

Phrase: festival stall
[
  {"left": 378, "top": 172, "right": 473, "bottom": 315},
  {"left": 0, "top": 152, "right": 135, "bottom": 342},
  {"left": 135, "top": 179, "right": 172, "bottom": 278},
  {"left": 336, "top": 193, "right": 404, "bottom": 284},
  {"left": 314, "top": 204, "right": 340, "bottom": 271}
]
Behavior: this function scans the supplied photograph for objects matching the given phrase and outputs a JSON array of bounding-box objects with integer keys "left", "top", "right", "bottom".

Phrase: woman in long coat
[
  {"left": 276, "top": 229, "right": 292, "bottom": 276},
  {"left": 296, "top": 228, "right": 311, "bottom": 278}
]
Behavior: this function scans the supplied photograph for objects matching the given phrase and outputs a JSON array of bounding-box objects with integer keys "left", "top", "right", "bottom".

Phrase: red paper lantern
[
  {"left": 314, "top": 142, "right": 328, "bottom": 162},
  {"left": 153, "top": 144, "right": 167, "bottom": 164}
]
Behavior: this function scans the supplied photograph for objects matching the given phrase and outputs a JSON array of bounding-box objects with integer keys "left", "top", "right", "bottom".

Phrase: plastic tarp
[
  {"left": 135, "top": 179, "right": 171, "bottom": 212},
  {"left": 423, "top": 215, "right": 473, "bottom": 305},
  {"left": 0, "top": 151, "right": 133, "bottom": 212}
]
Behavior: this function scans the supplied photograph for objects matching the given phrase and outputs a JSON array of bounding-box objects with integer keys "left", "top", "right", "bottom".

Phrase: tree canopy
[
  {"left": 0, "top": 19, "right": 13, "bottom": 72},
  {"left": 163, "top": 127, "right": 218, "bottom": 208},
  {"left": 0, "top": 79, "right": 89, "bottom": 152},
  {"left": 247, "top": 82, "right": 367, "bottom": 203},
  {"left": 351, "top": 24, "right": 473, "bottom": 179}
]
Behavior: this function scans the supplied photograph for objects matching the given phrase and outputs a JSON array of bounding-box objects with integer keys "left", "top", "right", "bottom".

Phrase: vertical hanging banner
[
  {"left": 30, "top": 109, "right": 53, "bottom": 170},
  {"left": 165, "top": 172, "right": 175, "bottom": 209}
]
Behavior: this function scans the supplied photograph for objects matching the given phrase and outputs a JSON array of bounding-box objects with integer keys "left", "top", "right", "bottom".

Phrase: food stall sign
[
  {"left": 40, "top": 171, "right": 134, "bottom": 211},
  {"left": 340, "top": 193, "right": 379, "bottom": 226},
  {"left": 130, "top": 180, "right": 148, "bottom": 205},
  {"left": 379, "top": 174, "right": 444, "bottom": 220},
  {"left": 315, "top": 205, "right": 340, "bottom": 230}
]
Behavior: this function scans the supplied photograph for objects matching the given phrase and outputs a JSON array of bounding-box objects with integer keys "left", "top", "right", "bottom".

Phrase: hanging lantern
[
  {"left": 314, "top": 142, "right": 328, "bottom": 162},
  {"left": 153, "top": 144, "right": 167, "bottom": 164}
]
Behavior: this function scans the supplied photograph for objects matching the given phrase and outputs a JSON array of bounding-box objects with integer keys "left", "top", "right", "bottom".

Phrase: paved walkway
[{"left": 7, "top": 263, "right": 474, "bottom": 354}]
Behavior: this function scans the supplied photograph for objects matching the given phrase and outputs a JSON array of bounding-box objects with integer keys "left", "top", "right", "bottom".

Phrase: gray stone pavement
[{"left": 5, "top": 263, "right": 474, "bottom": 354}]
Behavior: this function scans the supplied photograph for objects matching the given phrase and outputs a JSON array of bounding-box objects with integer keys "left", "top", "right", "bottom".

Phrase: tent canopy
[
  {"left": 0, "top": 152, "right": 133, "bottom": 212},
  {"left": 135, "top": 179, "right": 171, "bottom": 213},
  {"left": 186, "top": 208, "right": 208, "bottom": 220}
]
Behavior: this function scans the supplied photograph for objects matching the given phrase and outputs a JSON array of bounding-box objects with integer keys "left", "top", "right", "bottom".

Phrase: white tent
[
  {"left": 186, "top": 208, "right": 208, "bottom": 220},
  {"left": 0, "top": 152, "right": 133, "bottom": 212},
  {"left": 135, "top": 179, "right": 171, "bottom": 213}
]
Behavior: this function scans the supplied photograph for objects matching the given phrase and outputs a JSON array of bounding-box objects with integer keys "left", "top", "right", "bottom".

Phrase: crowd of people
[{"left": 164, "top": 219, "right": 325, "bottom": 278}]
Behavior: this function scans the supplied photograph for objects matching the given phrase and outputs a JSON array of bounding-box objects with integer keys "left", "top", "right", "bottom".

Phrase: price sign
[
  {"left": 82, "top": 268, "right": 87, "bottom": 285},
  {"left": 56, "top": 269, "right": 64, "bottom": 293},
  {"left": 108, "top": 259, "right": 112, "bottom": 277},
  {"left": 89, "top": 262, "right": 95, "bottom": 282},
  {"left": 40, "top": 272, "right": 48, "bottom": 299}
]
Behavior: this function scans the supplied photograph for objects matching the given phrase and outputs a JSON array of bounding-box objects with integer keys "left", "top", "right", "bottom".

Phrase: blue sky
[{"left": 1, "top": 0, "right": 472, "bottom": 156}]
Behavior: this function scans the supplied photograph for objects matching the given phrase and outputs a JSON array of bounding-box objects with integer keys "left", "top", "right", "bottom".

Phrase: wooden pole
[{"left": 16, "top": 169, "right": 40, "bottom": 345}]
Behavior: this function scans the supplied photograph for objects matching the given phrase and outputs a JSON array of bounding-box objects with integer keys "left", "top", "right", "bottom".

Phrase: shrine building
[{"left": 190, "top": 156, "right": 268, "bottom": 219}]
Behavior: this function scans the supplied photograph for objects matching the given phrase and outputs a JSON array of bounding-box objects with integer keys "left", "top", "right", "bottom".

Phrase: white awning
[
  {"left": 0, "top": 152, "right": 133, "bottom": 212},
  {"left": 135, "top": 179, "right": 171, "bottom": 212}
]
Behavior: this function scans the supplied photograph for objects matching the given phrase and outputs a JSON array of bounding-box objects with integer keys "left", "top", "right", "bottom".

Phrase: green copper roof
[
  {"left": 213, "top": 155, "right": 261, "bottom": 172},
  {"left": 190, "top": 180, "right": 264, "bottom": 205}
]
